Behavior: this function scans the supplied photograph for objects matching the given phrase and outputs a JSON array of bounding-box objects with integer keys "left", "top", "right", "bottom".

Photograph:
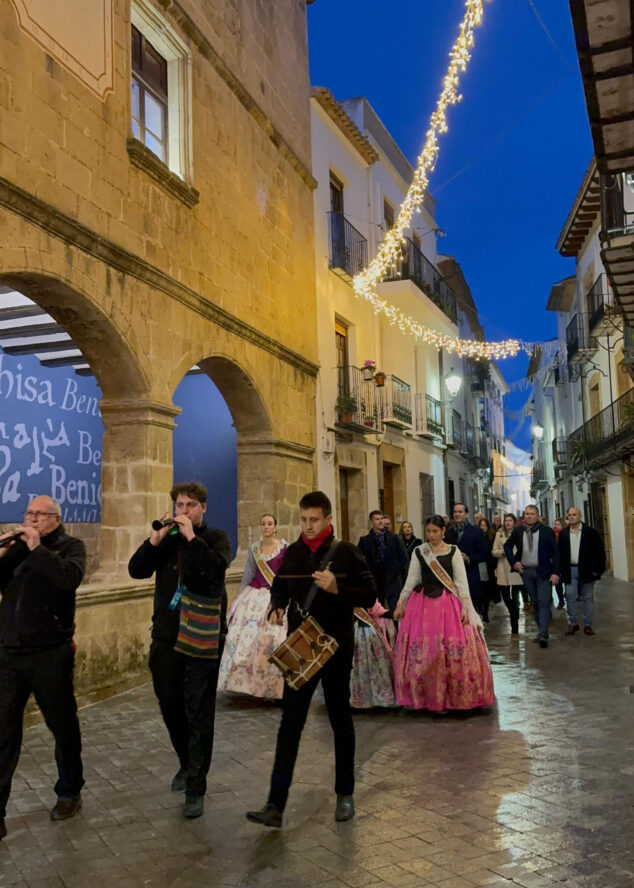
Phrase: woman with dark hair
[
  {"left": 492, "top": 513, "right": 523, "bottom": 634},
  {"left": 219, "top": 514, "right": 288, "bottom": 699},
  {"left": 552, "top": 518, "right": 565, "bottom": 608},
  {"left": 478, "top": 517, "right": 498, "bottom": 621},
  {"left": 398, "top": 520, "right": 422, "bottom": 562},
  {"left": 392, "top": 516, "right": 495, "bottom": 712}
]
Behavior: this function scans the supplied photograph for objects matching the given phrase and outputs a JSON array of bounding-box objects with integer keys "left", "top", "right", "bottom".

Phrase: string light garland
[{"left": 352, "top": 0, "right": 523, "bottom": 361}]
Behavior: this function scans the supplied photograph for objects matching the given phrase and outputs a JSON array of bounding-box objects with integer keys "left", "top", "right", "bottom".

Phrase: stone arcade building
[{"left": 0, "top": 0, "right": 318, "bottom": 697}]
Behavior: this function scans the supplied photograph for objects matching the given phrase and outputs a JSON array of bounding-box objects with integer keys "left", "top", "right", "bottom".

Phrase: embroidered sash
[
  {"left": 252, "top": 541, "right": 277, "bottom": 587},
  {"left": 354, "top": 607, "right": 392, "bottom": 653},
  {"left": 417, "top": 543, "right": 460, "bottom": 597}
]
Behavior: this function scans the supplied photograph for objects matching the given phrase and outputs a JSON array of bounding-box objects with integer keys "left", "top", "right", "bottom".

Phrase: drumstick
[{"left": 277, "top": 573, "right": 346, "bottom": 579}]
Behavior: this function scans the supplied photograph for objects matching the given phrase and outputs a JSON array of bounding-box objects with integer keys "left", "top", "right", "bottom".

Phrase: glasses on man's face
[{"left": 24, "top": 510, "right": 57, "bottom": 519}]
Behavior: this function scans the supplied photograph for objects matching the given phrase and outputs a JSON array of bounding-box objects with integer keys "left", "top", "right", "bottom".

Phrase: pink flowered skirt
[{"left": 394, "top": 589, "right": 495, "bottom": 711}]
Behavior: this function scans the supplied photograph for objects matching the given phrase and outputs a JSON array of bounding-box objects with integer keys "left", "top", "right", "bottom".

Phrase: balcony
[
  {"left": 414, "top": 393, "right": 444, "bottom": 438},
  {"left": 465, "top": 358, "right": 490, "bottom": 393},
  {"left": 552, "top": 436, "right": 567, "bottom": 465},
  {"left": 599, "top": 172, "right": 634, "bottom": 328},
  {"left": 553, "top": 362, "right": 568, "bottom": 386},
  {"left": 587, "top": 273, "right": 617, "bottom": 334},
  {"left": 473, "top": 427, "right": 491, "bottom": 469},
  {"left": 379, "top": 374, "right": 412, "bottom": 428},
  {"left": 531, "top": 460, "right": 548, "bottom": 491},
  {"left": 335, "top": 366, "right": 380, "bottom": 433},
  {"left": 496, "top": 484, "right": 511, "bottom": 504},
  {"left": 445, "top": 408, "right": 463, "bottom": 449},
  {"left": 566, "top": 386, "right": 634, "bottom": 470},
  {"left": 328, "top": 211, "right": 368, "bottom": 281},
  {"left": 385, "top": 238, "right": 457, "bottom": 323},
  {"left": 566, "top": 312, "right": 596, "bottom": 364}
]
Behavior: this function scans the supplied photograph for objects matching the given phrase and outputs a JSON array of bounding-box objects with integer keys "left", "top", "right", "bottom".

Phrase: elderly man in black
[
  {"left": 0, "top": 496, "right": 86, "bottom": 841},
  {"left": 129, "top": 481, "right": 232, "bottom": 820},
  {"left": 246, "top": 491, "right": 376, "bottom": 828}
]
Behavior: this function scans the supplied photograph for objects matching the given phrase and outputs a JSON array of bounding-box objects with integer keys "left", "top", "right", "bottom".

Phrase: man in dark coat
[
  {"left": 444, "top": 503, "right": 489, "bottom": 617},
  {"left": 0, "top": 496, "right": 86, "bottom": 841},
  {"left": 246, "top": 491, "right": 376, "bottom": 828},
  {"left": 559, "top": 507, "right": 606, "bottom": 636},
  {"left": 504, "top": 504, "right": 560, "bottom": 648},
  {"left": 128, "top": 481, "right": 232, "bottom": 819},
  {"left": 357, "top": 510, "right": 408, "bottom": 612}
]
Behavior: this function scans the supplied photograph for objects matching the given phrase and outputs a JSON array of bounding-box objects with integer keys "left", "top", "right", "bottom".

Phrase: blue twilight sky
[{"left": 307, "top": 0, "right": 593, "bottom": 448}]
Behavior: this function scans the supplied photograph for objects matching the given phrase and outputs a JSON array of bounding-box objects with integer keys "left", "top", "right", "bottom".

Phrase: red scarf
[{"left": 301, "top": 525, "right": 333, "bottom": 553}]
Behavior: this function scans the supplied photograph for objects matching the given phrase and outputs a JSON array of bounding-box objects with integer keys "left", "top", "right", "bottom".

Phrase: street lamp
[
  {"left": 533, "top": 423, "right": 544, "bottom": 440},
  {"left": 443, "top": 367, "right": 462, "bottom": 400}
]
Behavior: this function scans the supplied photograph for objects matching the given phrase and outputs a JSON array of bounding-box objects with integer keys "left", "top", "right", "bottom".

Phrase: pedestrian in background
[
  {"left": 492, "top": 513, "right": 523, "bottom": 635},
  {"left": 552, "top": 518, "right": 565, "bottom": 608},
  {"left": 504, "top": 504, "right": 559, "bottom": 649},
  {"left": 559, "top": 507, "right": 606, "bottom": 637},
  {"left": 358, "top": 511, "right": 408, "bottom": 614},
  {"left": 478, "top": 517, "right": 497, "bottom": 622},
  {"left": 445, "top": 503, "right": 490, "bottom": 620},
  {"left": 398, "top": 520, "right": 422, "bottom": 563}
]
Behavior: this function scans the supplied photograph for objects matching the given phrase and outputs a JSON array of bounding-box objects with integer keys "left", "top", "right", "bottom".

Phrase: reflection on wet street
[{"left": 1, "top": 576, "right": 633, "bottom": 887}]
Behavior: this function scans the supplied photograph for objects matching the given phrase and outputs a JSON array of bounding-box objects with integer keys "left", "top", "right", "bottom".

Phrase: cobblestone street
[{"left": 1, "top": 576, "right": 633, "bottom": 888}]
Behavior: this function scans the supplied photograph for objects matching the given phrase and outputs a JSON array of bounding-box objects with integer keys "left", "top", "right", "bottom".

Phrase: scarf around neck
[
  {"left": 301, "top": 524, "right": 333, "bottom": 553},
  {"left": 524, "top": 523, "right": 540, "bottom": 552}
]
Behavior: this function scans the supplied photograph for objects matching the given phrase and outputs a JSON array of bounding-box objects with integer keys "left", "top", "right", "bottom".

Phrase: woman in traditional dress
[
  {"left": 219, "top": 514, "right": 287, "bottom": 699},
  {"left": 350, "top": 601, "right": 396, "bottom": 708},
  {"left": 392, "top": 515, "right": 495, "bottom": 712},
  {"left": 398, "top": 520, "right": 422, "bottom": 563}
]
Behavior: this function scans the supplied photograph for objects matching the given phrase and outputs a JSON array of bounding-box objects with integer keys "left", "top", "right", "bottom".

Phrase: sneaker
[
  {"left": 334, "top": 794, "right": 355, "bottom": 822},
  {"left": 171, "top": 769, "right": 187, "bottom": 792},
  {"left": 246, "top": 802, "right": 282, "bottom": 828},
  {"left": 0, "top": 819, "right": 6, "bottom": 840},
  {"left": 583, "top": 626, "right": 595, "bottom": 636},
  {"left": 565, "top": 624, "right": 580, "bottom": 636},
  {"left": 50, "top": 796, "right": 82, "bottom": 821},
  {"left": 183, "top": 795, "right": 204, "bottom": 819},
  {"left": 539, "top": 639, "right": 548, "bottom": 649}
]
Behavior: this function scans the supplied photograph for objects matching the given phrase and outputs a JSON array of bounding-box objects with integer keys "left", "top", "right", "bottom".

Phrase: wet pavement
[{"left": 1, "top": 575, "right": 633, "bottom": 888}]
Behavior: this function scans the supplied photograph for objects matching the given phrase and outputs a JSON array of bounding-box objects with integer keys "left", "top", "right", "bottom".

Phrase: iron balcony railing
[
  {"left": 414, "top": 393, "right": 444, "bottom": 437},
  {"left": 335, "top": 366, "right": 380, "bottom": 432},
  {"left": 553, "top": 361, "right": 568, "bottom": 386},
  {"left": 445, "top": 408, "right": 463, "bottom": 448},
  {"left": 385, "top": 238, "right": 457, "bottom": 323},
  {"left": 379, "top": 374, "right": 412, "bottom": 428},
  {"left": 531, "top": 459, "right": 548, "bottom": 490},
  {"left": 566, "top": 386, "right": 634, "bottom": 469},
  {"left": 586, "top": 273, "right": 615, "bottom": 332},
  {"left": 328, "top": 211, "right": 368, "bottom": 280},
  {"left": 473, "top": 427, "right": 491, "bottom": 468},
  {"left": 552, "top": 436, "right": 567, "bottom": 465},
  {"left": 601, "top": 171, "right": 634, "bottom": 238},
  {"left": 566, "top": 312, "right": 595, "bottom": 362}
]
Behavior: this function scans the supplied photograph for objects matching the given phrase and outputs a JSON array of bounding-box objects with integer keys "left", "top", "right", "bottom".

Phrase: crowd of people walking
[{"left": 0, "top": 484, "right": 607, "bottom": 838}]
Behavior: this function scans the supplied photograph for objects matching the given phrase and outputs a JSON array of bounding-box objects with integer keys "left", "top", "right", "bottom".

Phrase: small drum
[{"left": 269, "top": 616, "right": 338, "bottom": 690}]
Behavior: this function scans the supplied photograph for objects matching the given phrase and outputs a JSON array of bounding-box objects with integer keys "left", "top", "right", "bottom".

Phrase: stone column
[
  {"left": 95, "top": 398, "right": 181, "bottom": 581},
  {"left": 236, "top": 436, "right": 315, "bottom": 556}
]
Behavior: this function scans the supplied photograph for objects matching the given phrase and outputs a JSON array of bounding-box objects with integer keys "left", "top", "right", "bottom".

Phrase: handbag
[
  {"left": 173, "top": 552, "right": 221, "bottom": 659},
  {"left": 269, "top": 538, "right": 339, "bottom": 690}
]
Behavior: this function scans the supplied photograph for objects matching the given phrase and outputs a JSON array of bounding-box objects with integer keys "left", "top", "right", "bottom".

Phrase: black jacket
[
  {"left": 357, "top": 530, "right": 408, "bottom": 601},
  {"left": 128, "top": 523, "right": 232, "bottom": 644},
  {"left": 444, "top": 522, "right": 489, "bottom": 599},
  {"left": 270, "top": 532, "right": 376, "bottom": 658},
  {"left": 558, "top": 524, "right": 606, "bottom": 585},
  {"left": 504, "top": 524, "right": 560, "bottom": 581},
  {"left": 0, "top": 526, "right": 86, "bottom": 650}
]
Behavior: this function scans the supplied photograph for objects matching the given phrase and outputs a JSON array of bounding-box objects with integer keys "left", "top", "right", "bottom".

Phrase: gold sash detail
[
  {"left": 418, "top": 543, "right": 460, "bottom": 598},
  {"left": 252, "top": 541, "right": 277, "bottom": 587}
]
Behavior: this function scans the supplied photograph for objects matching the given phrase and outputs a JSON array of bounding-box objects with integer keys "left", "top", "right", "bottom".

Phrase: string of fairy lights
[{"left": 352, "top": 0, "right": 528, "bottom": 362}]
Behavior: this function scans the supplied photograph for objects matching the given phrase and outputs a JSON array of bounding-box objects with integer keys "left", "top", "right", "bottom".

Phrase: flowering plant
[{"left": 362, "top": 359, "right": 376, "bottom": 369}]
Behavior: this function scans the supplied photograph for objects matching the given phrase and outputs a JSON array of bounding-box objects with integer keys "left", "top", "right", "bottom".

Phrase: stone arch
[{"left": 0, "top": 271, "right": 150, "bottom": 399}]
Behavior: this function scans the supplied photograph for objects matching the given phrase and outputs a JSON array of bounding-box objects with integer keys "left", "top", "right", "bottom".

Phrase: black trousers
[
  {"left": 149, "top": 639, "right": 221, "bottom": 796},
  {"left": 268, "top": 648, "right": 355, "bottom": 812},
  {"left": 0, "top": 644, "right": 84, "bottom": 820},
  {"left": 499, "top": 585, "right": 520, "bottom": 633}
]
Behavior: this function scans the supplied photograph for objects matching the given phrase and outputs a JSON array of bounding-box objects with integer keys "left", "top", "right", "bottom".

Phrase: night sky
[{"left": 307, "top": 0, "right": 593, "bottom": 449}]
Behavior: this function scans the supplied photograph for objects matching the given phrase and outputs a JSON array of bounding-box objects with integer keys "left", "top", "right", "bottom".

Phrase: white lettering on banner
[
  {"left": 0, "top": 357, "right": 55, "bottom": 406},
  {"left": 61, "top": 378, "right": 100, "bottom": 416},
  {"left": 51, "top": 465, "right": 101, "bottom": 506},
  {"left": 78, "top": 430, "right": 102, "bottom": 465}
]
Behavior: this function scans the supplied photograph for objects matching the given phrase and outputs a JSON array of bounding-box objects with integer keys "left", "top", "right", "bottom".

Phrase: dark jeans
[
  {"left": 268, "top": 648, "right": 355, "bottom": 812},
  {"left": 499, "top": 585, "right": 519, "bottom": 633},
  {"left": 149, "top": 639, "right": 222, "bottom": 797},
  {"left": 0, "top": 644, "right": 84, "bottom": 820},
  {"left": 522, "top": 567, "right": 552, "bottom": 639}
]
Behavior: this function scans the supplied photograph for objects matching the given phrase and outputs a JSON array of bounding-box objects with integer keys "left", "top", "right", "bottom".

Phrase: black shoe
[
  {"left": 50, "top": 796, "right": 82, "bottom": 821},
  {"left": 0, "top": 819, "right": 6, "bottom": 840},
  {"left": 556, "top": 602, "right": 565, "bottom": 609},
  {"left": 539, "top": 639, "right": 548, "bottom": 649},
  {"left": 584, "top": 626, "right": 595, "bottom": 636},
  {"left": 171, "top": 769, "right": 187, "bottom": 792},
  {"left": 183, "top": 795, "right": 204, "bottom": 819},
  {"left": 335, "top": 794, "right": 355, "bottom": 822},
  {"left": 565, "top": 624, "right": 580, "bottom": 636},
  {"left": 246, "top": 802, "right": 282, "bottom": 828}
]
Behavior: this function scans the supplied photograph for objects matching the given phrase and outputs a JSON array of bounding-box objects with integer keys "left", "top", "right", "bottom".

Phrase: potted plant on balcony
[
  {"left": 374, "top": 369, "right": 386, "bottom": 388},
  {"left": 335, "top": 393, "right": 357, "bottom": 424},
  {"left": 362, "top": 359, "right": 376, "bottom": 382}
]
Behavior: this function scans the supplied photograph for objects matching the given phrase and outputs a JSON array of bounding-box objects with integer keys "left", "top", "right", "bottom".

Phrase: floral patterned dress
[
  {"left": 393, "top": 546, "right": 495, "bottom": 711},
  {"left": 218, "top": 540, "right": 288, "bottom": 699},
  {"left": 351, "top": 601, "right": 396, "bottom": 708}
]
